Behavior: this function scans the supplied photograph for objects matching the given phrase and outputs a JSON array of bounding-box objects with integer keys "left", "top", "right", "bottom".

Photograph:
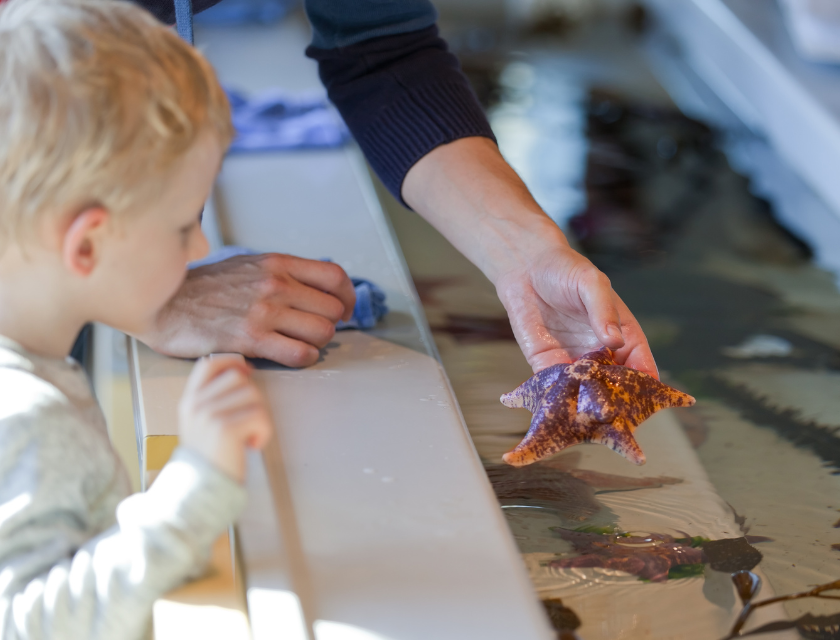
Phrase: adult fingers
[
  {"left": 285, "top": 283, "right": 348, "bottom": 326},
  {"left": 576, "top": 268, "right": 626, "bottom": 351},
  {"left": 284, "top": 257, "right": 356, "bottom": 322},
  {"left": 610, "top": 297, "right": 659, "bottom": 379},
  {"left": 272, "top": 308, "right": 336, "bottom": 349},
  {"left": 219, "top": 405, "right": 273, "bottom": 449},
  {"left": 247, "top": 331, "right": 320, "bottom": 368}
]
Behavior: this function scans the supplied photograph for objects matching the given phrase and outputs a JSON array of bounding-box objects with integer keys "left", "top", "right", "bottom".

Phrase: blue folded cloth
[
  {"left": 189, "top": 247, "right": 388, "bottom": 330},
  {"left": 335, "top": 278, "right": 388, "bottom": 330},
  {"left": 225, "top": 87, "right": 350, "bottom": 153}
]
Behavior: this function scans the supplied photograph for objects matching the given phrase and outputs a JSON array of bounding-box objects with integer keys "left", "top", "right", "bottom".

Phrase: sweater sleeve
[
  {"left": 0, "top": 423, "right": 246, "bottom": 640},
  {"left": 305, "top": 21, "right": 496, "bottom": 206}
]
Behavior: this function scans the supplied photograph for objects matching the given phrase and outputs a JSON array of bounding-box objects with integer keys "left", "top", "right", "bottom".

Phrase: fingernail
[{"left": 607, "top": 323, "right": 623, "bottom": 342}]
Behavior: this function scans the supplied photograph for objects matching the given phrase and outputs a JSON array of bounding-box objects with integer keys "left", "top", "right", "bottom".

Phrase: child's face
[{"left": 95, "top": 132, "right": 221, "bottom": 335}]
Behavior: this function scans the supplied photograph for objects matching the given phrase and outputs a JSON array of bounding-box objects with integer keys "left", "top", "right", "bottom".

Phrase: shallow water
[{"left": 380, "top": 15, "right": 840, "bottom": 640}]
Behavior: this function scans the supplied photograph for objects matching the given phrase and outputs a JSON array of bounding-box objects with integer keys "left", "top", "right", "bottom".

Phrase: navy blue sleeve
[{"left": 306, "top": 24, "right": 496, "bottom": 206}]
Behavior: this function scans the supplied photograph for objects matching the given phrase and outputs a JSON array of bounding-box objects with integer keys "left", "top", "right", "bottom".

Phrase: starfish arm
[
  {"left": 502, "top": 377, "right": 581, "bottom": 467},
  {"left": 589, "top": 419, "right": 646, "bottom": 465},
  {"left": 577, "top": 377, "right": 618, "bottom": 424},
  {"left": 500, "top": 363, "right": 570, "bottom": 411},
  {"left": 594, "top": 366, "right": 695, "bottom": 429}
]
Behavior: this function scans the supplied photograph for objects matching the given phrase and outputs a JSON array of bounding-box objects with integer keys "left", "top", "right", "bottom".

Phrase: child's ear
[{"left": 62, "top": 207, "right": 110, "bottom": 277}]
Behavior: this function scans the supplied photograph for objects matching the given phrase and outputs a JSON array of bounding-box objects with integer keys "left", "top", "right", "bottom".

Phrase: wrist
[
  {"left": 182, "top": 442, "right": 246, "bottom": 485},
  {"left": 474, "top": 208, "right": 571, "bottom": 285}
]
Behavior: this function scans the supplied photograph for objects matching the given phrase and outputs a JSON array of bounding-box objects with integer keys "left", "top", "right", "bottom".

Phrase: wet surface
[{"left": 378, "top": 12, "right": 840, "bottom": 640}]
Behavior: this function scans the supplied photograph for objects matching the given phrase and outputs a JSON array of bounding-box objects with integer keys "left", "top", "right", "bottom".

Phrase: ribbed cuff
[{"left": 362, "top": 81, "right": 496, "bottom": 207}]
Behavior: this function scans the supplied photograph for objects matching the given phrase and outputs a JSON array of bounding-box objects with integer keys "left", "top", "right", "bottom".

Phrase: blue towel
[
  {"left": 189, "top": 247, "right": 388, "bottom": 330},
  {"left": 226, "top": 88, "right": 350, "bottom": 153},
  {"left": 335, "top": 278, "right": 388, "bottom": 330}
]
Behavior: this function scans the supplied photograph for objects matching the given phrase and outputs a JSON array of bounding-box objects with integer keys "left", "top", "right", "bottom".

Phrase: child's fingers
[
  {"left": 193, "top": 366, "right": 252, "bottom": 405},
  {"left": 217, "top": 404, "right": 273, "bottom": 450},
  {"left": 182, "top": 356, "right": 215, "bottom": 399},
  {"left": 246, "top": 422, "right": 272, "bottom": 450},
  {"left": 184, "top": 354, "right": 250, "bottom": 397},
  {"left": 202, "top": 384, "right": 263, "bottom": 416}
]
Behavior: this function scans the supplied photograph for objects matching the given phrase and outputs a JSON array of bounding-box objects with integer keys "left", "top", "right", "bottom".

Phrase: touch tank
[{"left": 380, "top": 3, "right": 840, "bottom": 638}]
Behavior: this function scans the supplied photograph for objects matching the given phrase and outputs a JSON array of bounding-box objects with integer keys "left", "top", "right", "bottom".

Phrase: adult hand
[
  {"left": 493, "top": 225, "right": 657, "bottom": 377},
  {"left": 403, "top": 137, "right": 657, "bottom": 378},
  {"left": 138, "top": 253, "right": 356, "bottom": 367}
]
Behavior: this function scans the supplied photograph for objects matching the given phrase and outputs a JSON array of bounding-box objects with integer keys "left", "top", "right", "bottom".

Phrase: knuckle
[
  {"left": 227, "top": 368, "right": 247, "bottom": 385},
  {"left": 578, "top": 264, "right": 607, "bottom": 288},
  {"left": 258, "top": 253, "right": 286, "bottom": 271},
  {"left": 257, "top": 275, "right": 289, "bottom": 298},
  {"left": 595, "top": 270, "right": 611, "bottom": 289},
  {"left": 243, "top": 306, "right": 271, "bottom": 337}
]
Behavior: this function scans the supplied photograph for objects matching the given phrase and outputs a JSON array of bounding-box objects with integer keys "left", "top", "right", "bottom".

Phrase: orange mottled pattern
[{"left": 500, "top": 347, "right": 695, "bottom": 466}]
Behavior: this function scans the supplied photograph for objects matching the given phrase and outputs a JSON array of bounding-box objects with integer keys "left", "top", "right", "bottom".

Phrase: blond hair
[{"left": 0, "top": 0, "right": 233, "bottom": 242}]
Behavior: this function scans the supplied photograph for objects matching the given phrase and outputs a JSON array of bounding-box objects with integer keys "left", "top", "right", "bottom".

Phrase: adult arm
[
  {"left": 306, "top": 8, "right": 655, "bottom": 375},
  {"left": 403, "top": 137, "right": 657, "bottom": 375}
]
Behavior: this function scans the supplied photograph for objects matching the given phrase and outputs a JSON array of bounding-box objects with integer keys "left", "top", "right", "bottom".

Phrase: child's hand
[{"left": 178, "top": 354, "right": 272, "bottom": 483}]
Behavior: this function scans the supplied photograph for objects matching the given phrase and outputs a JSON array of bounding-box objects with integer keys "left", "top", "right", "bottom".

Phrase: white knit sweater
[{"left": 0, "top": 336, "right": 246, "bottom": 639}]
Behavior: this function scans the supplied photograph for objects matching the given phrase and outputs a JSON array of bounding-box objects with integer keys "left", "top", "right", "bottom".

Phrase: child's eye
[{"left": 179, "top": 208, "right": 204, "bottom": 246}]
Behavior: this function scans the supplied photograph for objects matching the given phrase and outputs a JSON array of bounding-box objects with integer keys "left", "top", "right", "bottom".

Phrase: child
[{"left": 0, "top": 0, "right": 273, "bottom": 637}]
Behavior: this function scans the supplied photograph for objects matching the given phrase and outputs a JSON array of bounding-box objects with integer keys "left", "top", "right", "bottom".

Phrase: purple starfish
[{"left": 501, "top": 347, "right": 695, "bottom": 466}]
